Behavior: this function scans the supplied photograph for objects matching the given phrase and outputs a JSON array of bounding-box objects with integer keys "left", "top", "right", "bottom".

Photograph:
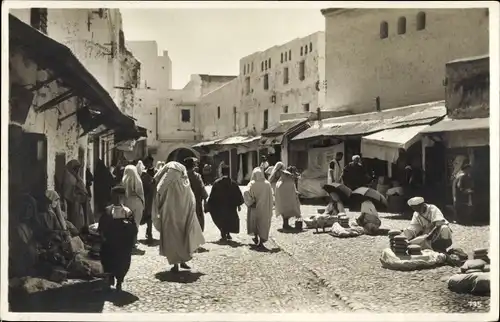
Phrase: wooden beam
[
  {"left": 26, "top": 75, "right": 58, "bottom": 92},
  {"left": 35, "top": 89, "right": 75, "bottom": 112}
]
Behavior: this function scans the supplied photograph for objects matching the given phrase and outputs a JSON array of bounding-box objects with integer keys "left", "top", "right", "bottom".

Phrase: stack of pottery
[
  {"left": 392, "top": 235, "right": 409, "bottom": 256},
  {"left": 473, "top": 248, "right": 490, "bottom": 263},
  {"left": 388, "top": 230, "right": 401, "bottom": 249},
  {"left": 338, "top": 215, "right": 350, "bottom": 228},
  {"left": 407, "top": 244, "right": 422, "bottom": 256}
]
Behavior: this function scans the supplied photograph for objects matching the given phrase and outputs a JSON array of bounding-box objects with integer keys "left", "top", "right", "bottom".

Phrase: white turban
[{"left": 407, "top": 196, "right": 425, "bottom": 206}]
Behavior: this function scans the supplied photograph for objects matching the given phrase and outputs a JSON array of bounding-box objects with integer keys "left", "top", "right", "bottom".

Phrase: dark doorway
[
  {"left": 424, "top": 141, "right": 447, "bottom": 206},
  {"left": 167, "top": 148, "right": 197, "bottom": 163},
  {"left": 473, "top": 146, "right": 490, "bottom": 223},
  {"left": 54, "top": 153, "right": 66, "bottom": 196}
]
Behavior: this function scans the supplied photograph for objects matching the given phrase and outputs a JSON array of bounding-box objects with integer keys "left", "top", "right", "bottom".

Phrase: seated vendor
[
  {"left": 356, "top": 200, "right": 382, "bottom": 235},
  {"left": 402, "top": 197, "right": 453, "bottom": 253},
  {"left": 325, "top": 192, "right": 345, "bottom": 215}
]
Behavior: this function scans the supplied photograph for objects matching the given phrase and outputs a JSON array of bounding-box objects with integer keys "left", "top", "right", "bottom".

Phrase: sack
[
  {"left": 460, "top": 259, "right": 487, "bottom": 273},
  {"left": 448, "top": 272, "right": 490, "bottom": 295},
  {"left": 380, "top": 248, "right": 447, "bottom": 271}
]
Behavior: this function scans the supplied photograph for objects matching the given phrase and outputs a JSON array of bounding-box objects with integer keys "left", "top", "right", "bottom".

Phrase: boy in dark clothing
[{"left": 98, "top": 185, "right": 138, "bottom": 291}]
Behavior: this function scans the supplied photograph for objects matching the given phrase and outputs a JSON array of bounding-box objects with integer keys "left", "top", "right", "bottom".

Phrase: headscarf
[
  {"left": 250, "top": 167, "right": 266, "bottom": 182},
  {"left": 122, "top": 165, "right": 145, "bottom": 204},
  {"left": 136, "top": 160, "right": 146, "bottom": 176},
  {"left": 62, "top": 159, "right": 87, "bottom": 202},
  {"left": 268, "top": 161, "right": 285, "bottom": 183}
]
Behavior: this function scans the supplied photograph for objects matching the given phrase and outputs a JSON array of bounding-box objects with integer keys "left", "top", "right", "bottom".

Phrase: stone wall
[{"left": 445, "top": 56, "right": 489, "bottom": 119}]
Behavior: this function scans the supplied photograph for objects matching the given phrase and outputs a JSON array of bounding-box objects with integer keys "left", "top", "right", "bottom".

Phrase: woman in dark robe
[
  {"left": 207, "top": 165, "right": 244, "bottom": 241},
  {"left": 139, "top": 159, "right": 156, "bottom": 243},
  {"left": 99, "top": 185, "right": 138, "bottom": 291},
  {"left": 94, "top": 159, "right": 114, "bottom": 215}
]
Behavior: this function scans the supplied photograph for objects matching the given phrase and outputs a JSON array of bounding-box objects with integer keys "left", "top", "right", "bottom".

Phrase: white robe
[
  {"left": 243, "top": 168, "right": 274, "bottom": 241},
  {"left": 152, "top": 162, "right": 205, "bottom": 264}
]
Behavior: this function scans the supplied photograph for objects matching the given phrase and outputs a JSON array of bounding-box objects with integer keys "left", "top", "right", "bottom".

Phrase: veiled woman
[
  {"left": 243, "top": 168, "right": 273, "bottom": 248},
  {"left": 122, "top": 165, "right": 145, "bottom": 246},
  {"left": 94, "top": 159, "right": 114, "bottom": 214},
  {"left": 275, "top": 169, "right": 302, "bottom": 230},
  {"left": 152, "top": 161, "right": 205, "bottom": 273},
  {"left": 61, "top": 160, "right": 92, "bottom": 230},
  {"left": 268, "top": 161, "right": 285, "bottom": 195}
]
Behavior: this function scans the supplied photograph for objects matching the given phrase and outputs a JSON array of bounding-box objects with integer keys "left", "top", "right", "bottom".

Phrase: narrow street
[{"left": 95, "top": 187, "right": 490, "bottom": 314}]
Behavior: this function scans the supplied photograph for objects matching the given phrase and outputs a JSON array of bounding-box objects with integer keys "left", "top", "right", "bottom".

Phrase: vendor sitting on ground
[
  {"left": 356, "top": 199, "right": 382, "bottom": 235},
  {"left": 402, "top": 197, "right": 453, "bottom": 253},
  {"left": 326, "top": 192, "right": 346, "bottom": 215}
]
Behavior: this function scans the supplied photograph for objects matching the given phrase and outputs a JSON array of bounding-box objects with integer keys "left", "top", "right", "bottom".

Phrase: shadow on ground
[
  {"left": 9, "top": 279, "right": 139, "bottom": 313},
  {"left": 277, "top": 228, "right": 307, "bottom": 234},
  {"left": 210, "top": 239, "right": 245, "bottom": 248},
  {"left": 131, "top": 248, "right": 146, "bottom": 256},
  {"left": 249, "top": 245, "right": 281, "bottom": 253},
  {"left": 154, "top": 271, "right": 205, "bottom": 284},
  {"left": 138, "top": 238, "right": 160, "bottom": 247}
]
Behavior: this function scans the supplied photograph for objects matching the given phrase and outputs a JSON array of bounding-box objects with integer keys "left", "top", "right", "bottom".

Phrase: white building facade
[{"left": 321, "top": 8, "right": 489, "bottom": 114}]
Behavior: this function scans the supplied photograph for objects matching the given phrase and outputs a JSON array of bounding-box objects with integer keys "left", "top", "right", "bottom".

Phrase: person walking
[
  {"left": 207, "top": 165, "right": 244, "bottom": 241},
  {"left": 275, "top": 169, "right": 302, "bottom": 230},
  {"left": 327, "top": 152, "right": 344, "bottom": 184},
  {"left": 140, "top": 158, "right": 156, "bottom": 244},
  {"left": 243, "top": 167, "right": 274, "bottom": 248},
  {"left": 341, "top": 155, "right": 369, "bottom": 190},
  {"left": 122, "top": 165, "right": 145, "bottom": 247},
  {"left": 152, "top": 161, "right": 205, "bottom": 272},
  {"left": 184, "top": 157, "right": 209, "bottom": 232}
]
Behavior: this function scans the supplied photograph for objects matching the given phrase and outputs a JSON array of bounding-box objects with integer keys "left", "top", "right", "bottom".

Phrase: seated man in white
[{"left": 402, "top": 197, "right": 453, "bottom": 253}]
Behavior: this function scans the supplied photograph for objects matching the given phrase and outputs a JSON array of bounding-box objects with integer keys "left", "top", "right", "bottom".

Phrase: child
[{"left": 98, "top": 185, "right": 138, "bottom": 291}]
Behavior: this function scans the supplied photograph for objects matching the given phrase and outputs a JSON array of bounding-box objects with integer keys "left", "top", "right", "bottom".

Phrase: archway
[{"left": 167, "top": 148, "right": 197, "bottom": 163}]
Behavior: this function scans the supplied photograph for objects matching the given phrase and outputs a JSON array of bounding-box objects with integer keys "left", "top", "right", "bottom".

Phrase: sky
[{"left": 121, "top": 9, "right": 325, "bottom": 89}]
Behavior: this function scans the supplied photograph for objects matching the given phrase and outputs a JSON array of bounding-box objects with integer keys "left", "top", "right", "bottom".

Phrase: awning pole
[
  {"left": 35, "top": 89, "right": 75, "bottom": 112},
  {"left": 27, "top": 74, "right": 58, "bottom": 92}
]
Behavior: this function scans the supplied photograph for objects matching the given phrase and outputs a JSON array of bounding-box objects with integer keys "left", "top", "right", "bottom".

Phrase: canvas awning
[
  {"left": 260, "top": 118, "right": 309, "bottom": 146},
  {"left": 9, "top": 14, "right": 137, "bottom": 133},
  {"left": 420, "top": 117, "right": 489, "bottom": 133},
  {"left": 292, "top": 119, "right": 386, "bottom": 141},
  {"left": 219, "top": 135, "right": 261, "bottom": 146},
  {"left": 361, "top": 125, "right": 429, "bottom": 163},
  {"left": 192, "top": 139, "right": 222, "bottom": 148}
]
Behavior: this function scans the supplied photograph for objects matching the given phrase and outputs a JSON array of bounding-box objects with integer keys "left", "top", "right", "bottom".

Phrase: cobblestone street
[
  {"left": 100, "top": 202, "right": 348, "bottom": 313},
  {"left": 98, "top": 186, "right": 490, "bottom": 314}
]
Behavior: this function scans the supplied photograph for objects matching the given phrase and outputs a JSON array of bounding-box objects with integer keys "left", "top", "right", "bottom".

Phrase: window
[
  {"left": 31, "top": 8, "right": 48, "bottom": 34},
  {"left": 245, "top": 77, "right": 250, "bottom": 95},
  {"left": 305, "top": 45, "right": 308, "bottom": 54},
  {"left": 281, "top": 53, "right": 284, "bottom": 63},
  {"left": 181, "top": 109, "right": 191, "bottom": 123},
  {"left": 299, "top": 60, "right": 305, "bottom": 81},
  {"left": 285, "top": 52, "right": 288, "bottom": 62},
  {"left": 309, "top": 43, "right": 312, "bottom": 52},
  {"left": 233, "top": 106, "right": 237, "bottom": 130},
  {"left": 380, "top": 21, "right": 389, "bottom": 39},
  {"left": 263, "top": 109, "right": 269, "bottom": 130},
  {"left": 289, "top": 50, "right": 292, "bottom": 60},
  {"left": 283, "top": 105, "right": 289, "bottom": 114},
  {"left": 417, "top": 12, "right": 426, "bottom": 30},
  {"left": 265, "top": 60, "right": 268, "bottom": 70},
  {"left": 300, "top": 46, "right": 303, "bottom": 56},
  {"left": 303, "top": 103, "right": 310, "bottom": 112},
  {"left": 268, "top": 58, "right": 271, "bottom": 68},
  {"left": 261, "top": 62, "right": 264, "bottom": 71},
  {"left": 263, "top": 74, "right": 269, "bottom": 90},
  {"left": 398, "top": 17, "right": 407, "bottom": 35},
  {"left": 251, "top": 62, "right": 254, "bottom": 72},
  {"left": 243, "top": 65, "right": 246, "bottom": 75},
  {"left": 283, "top": 67, "right": 289, "bottom": 85},
  {"left": 217, "top": 106, "right": 221, "bottom": 119},
  {"left": 244, "top": 112, "right": 249, "bottom": 128}
]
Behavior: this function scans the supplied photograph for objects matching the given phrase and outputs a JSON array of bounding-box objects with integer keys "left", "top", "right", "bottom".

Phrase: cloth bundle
[
  {"left": 329, "top": 222, "right": 364, "bottom": 238},
  {"left": 448, "top": 259, "right": 490, "bottom": 296},
  {"left": 380, "top": 248, "right": 447, "bottom": 271},
  {"left": 303, "top": 214, "right": 337, "bottom": 230}
]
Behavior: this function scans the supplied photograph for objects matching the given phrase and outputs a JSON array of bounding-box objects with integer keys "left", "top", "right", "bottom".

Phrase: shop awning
[
  {"left": 192, "top": 139, "right": 222, "bottom": 148},
  {"left": 420, "top": 117, "right": 489, "bottom": 134},
  {"left": 9, "top": 14, "right": 136, "bottom": 132},
  {"left": 260, "top": 118, "right": 309, "bottom": 146},
  {"left": 361, "top": 125, "right": 429, "bottom": 163},
  {"left": 292, "top": 119, "right": 386, "bottom": 141},
  {"left": 218, "top": 135, "right": 261, "bottom": 146}
]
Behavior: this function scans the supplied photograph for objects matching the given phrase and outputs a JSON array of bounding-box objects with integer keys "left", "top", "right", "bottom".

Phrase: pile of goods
[
  {"left": 338, "top": 215, "right": 350, "bottom": 228},
  {"left": 391, "top": 235, "right": 409, "bottom": 256},
  {"left": 303, "top": 210, "right": 339, "bottom": 232},
  {"left": 473, "top": 248, "right": 490, "bottom": 264},
  {"left": 329, "top": 222, "right": 364, "bottom": 238},
  {"left": 407, "top": 245, "right": 422, "bottom": 256}
]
